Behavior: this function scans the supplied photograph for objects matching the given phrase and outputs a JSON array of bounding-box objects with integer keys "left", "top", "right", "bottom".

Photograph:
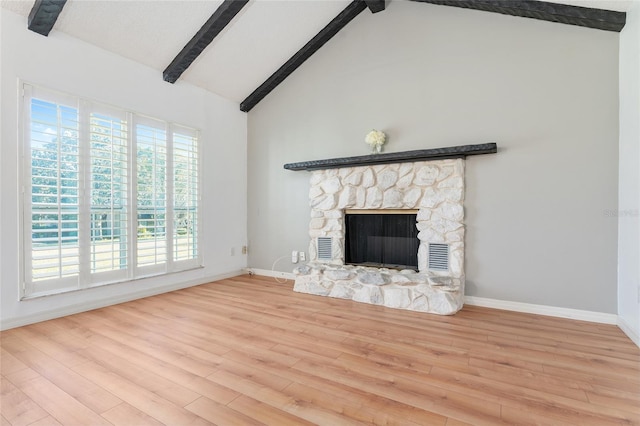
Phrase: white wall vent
[
  {"left": 428, "top": 243, "right": 449, "bottom": 271},
  {"left": 317, "top": 237, "right": 333, "bottom": 260}
]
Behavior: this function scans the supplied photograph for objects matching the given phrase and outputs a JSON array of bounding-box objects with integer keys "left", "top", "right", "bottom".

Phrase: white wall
[
  {"left": 0, "top": 9, "right": 248, "bottom": 329},
  {"left": 247, "top": 2, "right": 620, "bottom": 314},
  {"left": 0, "top": 9, "right": 4, "bottom": 330},
  {"left": 618, "top": 1, "right": 640, "bottom": 345}
]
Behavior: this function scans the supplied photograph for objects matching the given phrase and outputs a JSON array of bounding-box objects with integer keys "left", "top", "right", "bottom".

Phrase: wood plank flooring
[{"left": 1, "top": 274, "right": 639, "bottom": 425}]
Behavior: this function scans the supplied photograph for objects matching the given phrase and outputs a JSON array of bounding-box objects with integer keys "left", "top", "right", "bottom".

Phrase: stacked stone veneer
[{"left": 293, "top": 158, "right": 466, "bottom": 315}]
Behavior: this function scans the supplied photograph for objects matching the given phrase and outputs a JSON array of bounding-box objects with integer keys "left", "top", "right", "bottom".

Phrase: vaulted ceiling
[{"left": 1, "top": 0, "right": 632, "bottom": 112}]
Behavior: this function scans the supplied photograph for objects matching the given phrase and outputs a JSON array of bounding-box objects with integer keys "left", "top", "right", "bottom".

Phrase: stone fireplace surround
[{"left": 293, "top": 158, "right": 466, "bottom": 315}]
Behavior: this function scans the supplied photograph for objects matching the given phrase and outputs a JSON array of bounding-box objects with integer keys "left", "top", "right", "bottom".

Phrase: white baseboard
[
  {"left": 464, "top": 296, "right": 618, "bottom": 325},
  {"left": 246, "top": 268, "right": 295, "bottom": 281},
  {"left": 8, "top": 267, "right": 632, "bottom": 345},
  {"left": 0, "top": 270, "right": 245, "bottom": 331},
  {"left": 617, "top": 316, "right": 640, "bottom": 348},
  {"left": 248, "top": 270, "right": 620, "bottom": 326}
]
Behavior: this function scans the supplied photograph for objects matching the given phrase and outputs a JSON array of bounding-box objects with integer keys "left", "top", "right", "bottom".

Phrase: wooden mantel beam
[
  {"left": 410, "top": 0, "right": 626, "bottom": 32},
  {"left": 163, "top": 0, "right": 249, "bottom": 84},
  {"left": 284, "top": 143, "right": 498, "bottom": 171},
  {"left": 240, "top": 0, "right": 368, "bottom": 112},
  {"left": 28, "top": 0, "right": 67, "bottom": 36}
]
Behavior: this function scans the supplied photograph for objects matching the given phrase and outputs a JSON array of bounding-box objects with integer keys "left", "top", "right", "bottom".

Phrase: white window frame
[{"left": 19, "top": 82, "right": 202, "bottom": 299}]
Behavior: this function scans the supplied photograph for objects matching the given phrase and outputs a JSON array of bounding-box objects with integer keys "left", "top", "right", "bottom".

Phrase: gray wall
[{"left": 247, "top": 2, "right": 619, "bottom": 313}]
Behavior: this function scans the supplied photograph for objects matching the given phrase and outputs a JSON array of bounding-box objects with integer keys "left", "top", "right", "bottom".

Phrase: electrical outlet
[
  {"left": 291, "top": 250, "right": 298, "bottom": 264},
  {"left": 242, "top": 245, "right": 247, "bottom": 255},
  {"left": 230, "top": 247, "right": 235, "bottom": 256},
  {"left": 299, "top": 251, "right": 306, "bottom": 262}
]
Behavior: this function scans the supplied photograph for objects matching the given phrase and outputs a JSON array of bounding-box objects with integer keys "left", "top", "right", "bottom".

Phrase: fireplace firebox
[{"left": 344, "top": 211, "right": 419, "bottom": 270}]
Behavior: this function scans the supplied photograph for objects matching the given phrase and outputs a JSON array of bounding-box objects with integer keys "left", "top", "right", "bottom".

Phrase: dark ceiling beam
[
  {"left": 410, "top": 0, "right": 625, "bottom": 32},
  {"left": 28, "top": 0, "right": 67, "bottom": 36},
  {"left": 163, "top": 0, "right": 249, "bottom": 84},
  {"left": 364, "top": 0, "right": 386, "bottom": 13},
  {"left": 240, "top": 0, "right": 368, "bottom": 112}
]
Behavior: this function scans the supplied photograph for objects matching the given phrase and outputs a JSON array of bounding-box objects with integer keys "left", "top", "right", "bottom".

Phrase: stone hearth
[
  {"left": 293, "top": 158, "right": 466, "bottom": 315},
  {"left": 294, "top": 264, "right": 463, "bottom": 314}
]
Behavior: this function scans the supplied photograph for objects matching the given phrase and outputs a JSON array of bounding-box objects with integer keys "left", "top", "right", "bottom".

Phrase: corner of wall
[
  {"left": 617, "top": 0, "right": 640, "bottom": 348},
  {"left": 618, "top": 315, "right": 640, "bottom": 348}
]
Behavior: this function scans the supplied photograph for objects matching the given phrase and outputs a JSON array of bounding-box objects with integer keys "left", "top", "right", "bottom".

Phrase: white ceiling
[{"left": 1, "top": 0, "right": 633, "bottom": 104}]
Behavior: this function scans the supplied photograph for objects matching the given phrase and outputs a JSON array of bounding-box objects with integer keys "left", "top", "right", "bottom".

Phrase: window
[
  {"left": 21, "top": 84, "right": 201, "bottom": 298},
  {"left": 172, "top": 126, "right": 199, "bottom": 264},
  {"left": 89, "top": 109, "right": 128, "bottom": 279},
  {"left": 135, "top": 119, "right": 167, "bottom": 271}
]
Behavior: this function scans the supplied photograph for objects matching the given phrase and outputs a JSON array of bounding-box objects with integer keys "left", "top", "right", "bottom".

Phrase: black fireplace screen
[{"left": 344, "top": 213, "right": 419, "bottom": 270}]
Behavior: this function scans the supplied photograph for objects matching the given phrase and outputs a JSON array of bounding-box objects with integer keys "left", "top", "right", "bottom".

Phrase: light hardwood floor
[{"left": 1, "top": 274, "right": 639, "bottom": 425}]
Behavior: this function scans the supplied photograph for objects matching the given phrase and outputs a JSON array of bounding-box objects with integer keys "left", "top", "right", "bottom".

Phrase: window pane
[
  {"left": 30, "top": 99, "right": 80, "bottom": 281},
  {"left": 173, "top": 130, "right": 198, "bottom": 262},
  {"left": 136, "top": 123, "right": 167, "bottom": 267},
  {"left": 90, "top": 113, "right": 128, "bottom": 274}
]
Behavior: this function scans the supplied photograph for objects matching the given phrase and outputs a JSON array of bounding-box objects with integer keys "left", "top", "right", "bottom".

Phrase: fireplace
[
  {"left": 344, "top": 210, "right": 419, "bottom": 270},
  {"left": 293, "top": 158, "right": 467, "bottom": 314},
  {"left": 287, "top": 144, "right": 497, "bottom": 315}
]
